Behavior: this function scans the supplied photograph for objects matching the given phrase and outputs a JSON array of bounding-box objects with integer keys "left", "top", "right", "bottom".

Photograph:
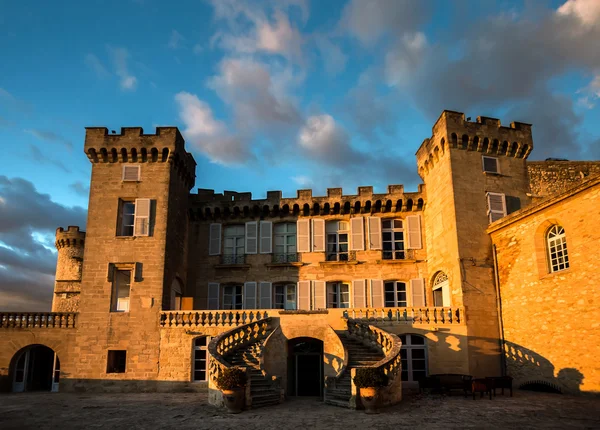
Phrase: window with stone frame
[
  {"left": 384, "top": 281, "right": 407, "bottom": 307},
  {"left": 110, "top": 269, "right": 131, "bottom": 312},
  {"left": 117, "top": 198, "right": 151, "bottom": 237},
  {"left": 382, "top": 219, "right": 405, "bottom": 260},
  {"left": 106, "top": 350, "right": 126, "bottom": 373},
  {"left": 273, "top": 223, "right": 297, "bottom": 262},
  {"left": 223, "top": 225, "right": 245, "bottom": 263},
  {"left": 326, "top": 221, "right": 349, "bottom": 261},
  {"left": 222, "top": 284, "right": 243, "bottom": 310},
  {"left": 546, "top": 225, "right": 570, "bottom": 273},
  {"left": 326, "top": 282, "right": 350, "bottom": 308},
  {"left": 273, "top": 283, "right": 297, "bottom": 310},
  {"left": 193, "top": 337, "right": 210, "bottom": 382}
]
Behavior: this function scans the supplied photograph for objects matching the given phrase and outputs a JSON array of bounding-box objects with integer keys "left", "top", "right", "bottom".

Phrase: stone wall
[
  {"left": 527, "top": 161, "right": 600, "bottom": 197},
  {"left": 489, "top": 178, "right": 600, "bottom": 394}
]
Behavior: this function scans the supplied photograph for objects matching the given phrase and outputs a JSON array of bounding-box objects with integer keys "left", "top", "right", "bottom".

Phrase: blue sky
[{"left": 1, "top": 0, "right": 599, "bottom": 310}]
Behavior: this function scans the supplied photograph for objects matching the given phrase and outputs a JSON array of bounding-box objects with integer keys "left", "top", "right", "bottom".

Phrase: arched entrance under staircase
[
  {"left": 288, "top": 337, "right": 323, "bottom": 397},
  {"left": 11, "top": 345, "right": 60, "bottom": 393}
]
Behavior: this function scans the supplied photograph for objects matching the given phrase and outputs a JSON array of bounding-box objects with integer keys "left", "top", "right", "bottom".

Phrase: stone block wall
[
  {"left": 527, "top": 161, "right": 600, "bottom": 197},
  {"left": 489, "top": 178, "right": 600, "bottom": 393}
]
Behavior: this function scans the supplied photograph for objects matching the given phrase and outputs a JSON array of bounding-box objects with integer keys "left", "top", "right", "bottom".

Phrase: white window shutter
[
  {"left": 297, "top": 220, "right": 311, "bottom": 253},
  {"left": 370, "top": 280, "right": 384, "bottom": 308},
  {"left": 406, "top": 215, "right": 422, "bottom": 249},
  {"left": 442, "top": 284, "right": 452, "bottom": 307},
  {"left": 122, "top": 165, "right": 140, "bottom": 181},
  {"left": 245, "top": 221, "right": 258, "bottom": 254},
  {"left": 352, "top": 279, "right": 366, "bottom": 308},
  {"left": 134, "top": 198, "right": 151, "bottom": 236},
  {"left": 350, "top": 218, "right": 365, "bottom": 251},
  {"left": 298, "top": 281, "right": 311, "bottom": 310},
  {"left": 209, "top": 223, "right": 222, "bottom": 256},
  {"left": 312, "top": 219, "right": 325, "bottom": 252},
  {"left": 410, "top": 279, "right": 426, "bottom": 307},
  {"left": 313, "top": 281, "right": 326, "bottom": 310},
  {"left": 368, "top": 217, "right": 382, "bottom": 250},
  {"left": 259, "top": 221, "right": 272, "bottom": 254},
  {"left": 259, "top": 282, "right": 272, "bottom": 309},
  {"left": 207, "top": 283, "right": 220, "bottom": 310},
  {"left": 244, "top": 282, "right": 257, "bottom": 309},
  {"left": 487, "top": 192, "right": 507, "bottom": 223}
]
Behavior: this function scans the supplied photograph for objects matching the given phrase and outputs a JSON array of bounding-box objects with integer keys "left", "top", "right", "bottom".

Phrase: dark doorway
[
  {"left": 288, "top": 337, "right": 323, "bottom": 397},
  {"left": 12, "top": 345, "right": 59, "bottom": 393}
]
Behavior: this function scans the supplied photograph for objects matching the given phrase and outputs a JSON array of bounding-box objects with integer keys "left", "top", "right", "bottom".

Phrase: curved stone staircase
[
  {"left": 325, "top": 331, "right": 385, "bottom": 407},
  {"left": 208, "top": 316, "right": 283, "bottom": 410}
]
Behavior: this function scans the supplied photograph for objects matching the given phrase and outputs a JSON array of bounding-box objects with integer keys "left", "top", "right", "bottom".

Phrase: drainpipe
[{"left": 492, "top": 244, "right": 507, "bottom": 376}]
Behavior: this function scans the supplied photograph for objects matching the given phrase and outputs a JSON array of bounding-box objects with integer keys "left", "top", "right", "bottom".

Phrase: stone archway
[
  {"left": 287, "top": 337, "right": 324, "bottom": 397},
  {"left": 10, "top": 345, "right": 60, "bottom": 393}
]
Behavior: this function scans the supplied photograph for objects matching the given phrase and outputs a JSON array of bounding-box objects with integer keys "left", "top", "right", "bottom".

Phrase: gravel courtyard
[{"left": 1, "top": 390, "right": 599, "bottom": 429}]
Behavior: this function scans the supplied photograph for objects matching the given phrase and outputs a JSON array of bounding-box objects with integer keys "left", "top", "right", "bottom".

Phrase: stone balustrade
[
  {"left": 345, "top": 306, "right": 465, "bottom": 325},
  {"left": 159, "top": 310, "right": 270, "bottom": 327},
  {"left": 0, "top": 312, "right": 77, "bottom": 329}
]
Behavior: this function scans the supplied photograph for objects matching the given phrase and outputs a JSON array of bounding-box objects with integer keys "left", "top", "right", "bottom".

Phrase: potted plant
[
  {"left": 215, "top": 367, "right": 247, "bottom": 413},
  {"left": 353, "top": 367, "right": 388, "bottom": 414}
]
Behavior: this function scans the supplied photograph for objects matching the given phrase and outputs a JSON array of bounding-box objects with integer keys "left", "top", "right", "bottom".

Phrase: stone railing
[
  {"left": 160, "top": 310, "right": 270, "bottom": 327},
  {"left": 345, "top": 306, "right": 465, "bottom": 325},
  {"left": 346, "top": 318, "right": 403, "bottom": 407},
  {"left": 0, "top": 312, "right": 77, "bottom": 329}
]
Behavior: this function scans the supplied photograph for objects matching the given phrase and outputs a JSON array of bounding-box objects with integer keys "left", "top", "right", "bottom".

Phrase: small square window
[
  {"left": 122, "top": 165, "right": 141, "bottom": 181},
  {"left": 107, "top": 350, "right": 126, "bottom": 373},
  {"left": 482, "top": 156, "right": 499, "bottom": 174}
]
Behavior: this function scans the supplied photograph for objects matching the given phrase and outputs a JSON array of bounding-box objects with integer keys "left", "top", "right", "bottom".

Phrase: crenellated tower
[
  {"left": 416, "top": 110, "right": 533, "bottom": 377},
  {"left": 53, "top": 226, "right": 86, "bottom": 312}
]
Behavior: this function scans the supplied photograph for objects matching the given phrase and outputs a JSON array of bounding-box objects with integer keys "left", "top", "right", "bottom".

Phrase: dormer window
[
  {"left": 482, "top": 156, "right": 499, "bottom": 174},
  {"left": 122, "top": 165, "right": 141, "bottom": 181}
]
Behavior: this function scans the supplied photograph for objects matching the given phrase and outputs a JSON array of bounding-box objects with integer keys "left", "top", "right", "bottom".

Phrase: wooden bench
[
  {"left": 485, "top": 376, "right": 513, "bottom": 397},
  {"left": 419, "top": 374, "right": 473, "bottom": 396}
]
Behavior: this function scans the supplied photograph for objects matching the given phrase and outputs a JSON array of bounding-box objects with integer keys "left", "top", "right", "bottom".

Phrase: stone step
[
  {"left": 324, "top": 398, "right": 350, "bottom": 408},
  {"left": 251, "top": 399, "right": 280, "bottom": 409},
  {"left": 326, "top": 389, "right": 350, "bottom": 398},
  {"left": 251, "top": 392, "right": 280, "bottom": 401}
]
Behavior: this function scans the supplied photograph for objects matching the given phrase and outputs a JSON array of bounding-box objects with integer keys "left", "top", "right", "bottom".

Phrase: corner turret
[{"left": 53, "top": 226, "right": 86, "bottom": 312}]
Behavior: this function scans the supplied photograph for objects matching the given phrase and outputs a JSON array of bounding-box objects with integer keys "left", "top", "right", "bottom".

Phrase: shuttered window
[
  {"left": 410, "top": 279, "right": 426, "bottom": 307},
  {"left": 209, "top": 224, "right": 222, "bottom": 256},
  {"left": 224, "top": 225, "right": 245, "bottom": 262},
  {"left": 482, "top": 156, "right": 499, "bottom": 174},
  {"left": 243, "top": 282, "right": 257, "bottom": 309},
  {"left": 207, "top": 283, "right": 220, "bottom": 309},
  {"left": 368, "top": 217, "right": 382, "bottom": 250},
  {"left": 274, "top": 223, "right": 297, "bottom": 262},
  {"left": 297, "top": 220, "right": 311, "bottom": 253},
  {"left": 297, "top": 281, "right": 311, "bottom": 310},
  {"left": 382, "top": 219, "right": 405, "bottom": 259},
  {"left": 384, "top": 281, "right": 407, "bottom": 307},
  {"left": 313, "top": 280, "right": 326, "bottom": 310},
  {"left": 259, "top": 221, "right": 273, "bottom": 254},
  {"left": 486, "top": 192, "right": 507, "bottom": 223},
  {"left": 352, "top": 279, "right": 366, "bottom": 308},
  {"left": 406, "top": 215, "right": 422, "bottom": 249},
  {"left": 259, "top": 282, "right": 272, "bottom": 309},
  {"left": 245, "top": 222, "right": 258, "bottom": 254},
  {"left": 350, "top": 218, "right": 365, "bottom": 251},
  {"left": 122, "top": 165, "right": 141, "bottom": 181},
  {"left": 312, "top": 219, "right": 326, "bottom": 252},
  {"left": 223, "top": 285, "right": 243, "bottom": 310},
  {"left": 326, "top": 282, "right": 350, "bottom": 308},
  {"left": 370, "top": 280, "right": 384, "bottom": 308},
  {"left": 326, "top": 221, "right": 349, "bottom": 261},
  {"left": 274, "top": 284, "right": 296, "bottom": 310},
  {"left": 119, "top": 201, "right": 136, "bottom": 236},
  {"left": 133, "top": 198, "right": 151, "bottom": 236}
]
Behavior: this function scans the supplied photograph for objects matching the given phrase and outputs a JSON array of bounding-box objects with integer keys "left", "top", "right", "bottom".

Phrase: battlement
[
  {"left": 417, "top": 110, "right": 534, "bottom": 178},
  {"left": 84, "top": 126, "right": 196, "bottom": 189},
  {"left": 190, "top": 184, "right": 425, "bottom": 220},
  {"left": 55, "top": 226, "right": 86, "bottom": 249}
]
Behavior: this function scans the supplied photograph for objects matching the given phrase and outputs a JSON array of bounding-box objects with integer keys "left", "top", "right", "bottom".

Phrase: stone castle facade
[{"left": 1, "top": 110, "right": 599, "bottom": 405}]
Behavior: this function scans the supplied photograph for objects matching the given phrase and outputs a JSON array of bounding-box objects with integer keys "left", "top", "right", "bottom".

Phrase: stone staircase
[
  {"left": 325, "top": 331, "right": 385, "bottom": 407},
  {"left": 224, "top": 339, "right": 282, "bottom": 409}
]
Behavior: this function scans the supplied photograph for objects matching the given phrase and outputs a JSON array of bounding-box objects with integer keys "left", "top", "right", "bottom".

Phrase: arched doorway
[
  {"left": 432, "top": 272, "right": 451, "bottom": 307},
  {"left": 11, "top": 345, "right": 60, "bottom": 393},
  {"left": 288, "top": 337, "right": 323, "bottom": 397}
]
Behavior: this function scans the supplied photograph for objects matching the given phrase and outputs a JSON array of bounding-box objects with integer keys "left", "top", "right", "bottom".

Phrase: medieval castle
[{"left": 1, "top": 110, "right": 599, "bottom": 406}]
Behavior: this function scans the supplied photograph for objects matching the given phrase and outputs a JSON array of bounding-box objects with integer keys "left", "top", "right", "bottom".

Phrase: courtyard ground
[{"left": 1, "top": 390, "right": 599, "bottom": 429}]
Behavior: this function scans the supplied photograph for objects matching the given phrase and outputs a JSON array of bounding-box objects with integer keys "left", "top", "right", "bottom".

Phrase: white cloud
[
  {"left": 291, "top": 175, "right": 313, "bottom": 187},
  {"left": 108, "top": 47, "right": 138, "bottom": 91},
  {"left": 84, "top": 53, "right": 110, "bottom": 78},
  {"left": 174, "top": 91, "right": 253, "bottom": 165},
  {"left": 557, "top": 0, "right": 600, "bottom": 27},
  {"left": 385, "top": 32, "right": 427, "bottom": 87},
  {"left": 168, "top": 30, "right": 185, "bottom": 49},
  {"left": 314, "top": 35, "right": 348, "bottom": 76}
]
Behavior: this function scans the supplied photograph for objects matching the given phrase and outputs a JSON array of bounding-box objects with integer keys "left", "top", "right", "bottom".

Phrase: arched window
[
  {"left": 432, "top": 272, "right": 451, "bottom": 307},
  {"left": 400, "top": 334, "right": 427, "bottom": 387},
  {"left": 193, "top": 337, "right": 210, "bottom": 382},
  {"left": 547, "top": 225, "right": 569, "bottom": 273}
]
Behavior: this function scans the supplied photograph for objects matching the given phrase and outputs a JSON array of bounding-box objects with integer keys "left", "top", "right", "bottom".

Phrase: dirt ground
[{"left": 1, "top": 390, "right": 599, "bottom": 429}]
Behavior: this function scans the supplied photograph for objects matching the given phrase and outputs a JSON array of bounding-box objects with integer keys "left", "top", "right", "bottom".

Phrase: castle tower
[
  {"left": 416, "top": 110, "right": 533, "bottom": 377},
  {"left": 69, "top": 127, "right": 196, "bottom": 388},
  {"left": 53, "top": 226, "right": 85, "bottom": 312}
]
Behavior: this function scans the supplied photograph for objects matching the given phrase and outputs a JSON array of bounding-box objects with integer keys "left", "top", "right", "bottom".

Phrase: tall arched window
[
  {"left": 547, "top": 225, "right": 569, "bottom": 273},
  {"left": 400, "top": 334, "right": 427, "bottom": 387},
  {"left": 432, "top": 272, "right": 451, "bottom": 307}
]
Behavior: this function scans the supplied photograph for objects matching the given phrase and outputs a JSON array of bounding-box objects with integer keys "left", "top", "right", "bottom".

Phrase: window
[
  {"left": 382, "top": 219, "right": 405, "bottom": 260},
  {"left": 547, "top": 225, "right": 569, "bottom": 273},
  {"left": 274, "top": 284, "right": 297, "bottom": 310},
  {"left": 486, "top": 192, "right": 507, "bottom": 223},
  {"left": 274, "top": 223, "right": 297, "bottom": 262},
  {"left": 223, "top": 225, "right": 245, "bottom": 263},
  {"left": 118, "top": 198, "right": 151, "bottom": 236},
  {"left": 223, "top": 285, "right": 243, "bottom": 310},
  {"left": 482, "top": 156, "right": 499, "bottom": 174},
  {"left": 326, "top": 221, "right": 349, "bottom": 261},
  {"left": 400, "top": 335, "right": 427, "bottom": 386},
  {"left": 432, "top": 272, "right": 450, "bottom": 307},
  {"left": 122, "top": 164, "right": 141, "bottom": 181},
  {"left": 107, "top": 350, "right": 126, "bottom": 373},
  {"left": 326, "top": 282, "right": 350, "bottom": 308},
  {"left": 111, "top": 270, "right": 131, "bottom": 312},
  {"left": 384, "top": 281, "right": 407, "bottom": 307},
  {"left": 193, "top": 337, "right": 209, "bottom": 381}
]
